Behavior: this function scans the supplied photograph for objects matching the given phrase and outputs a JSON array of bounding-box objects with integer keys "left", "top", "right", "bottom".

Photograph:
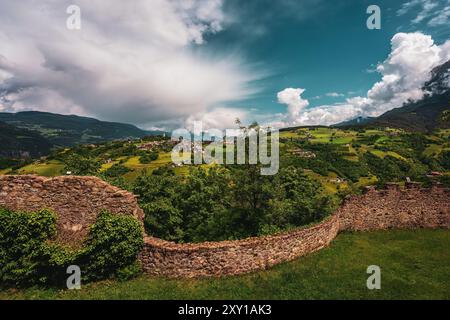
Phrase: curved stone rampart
[
  {"left": 1, "top": 176, "right": 448, "bottom": 277},
  {"left": 139, "top": 183, "right": 449, "bottom": 278}
]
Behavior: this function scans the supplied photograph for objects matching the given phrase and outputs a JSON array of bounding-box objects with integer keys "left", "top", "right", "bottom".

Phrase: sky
[{"left": 0, "top": 0, "right": 449, "bottom": 130}]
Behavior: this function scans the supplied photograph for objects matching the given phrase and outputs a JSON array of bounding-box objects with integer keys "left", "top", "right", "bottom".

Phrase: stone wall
[
  {"left": 0, "top": 175, "right": 144, "bottom": 247},
  {"left": 338, "top": 183, "right": 450, "bottom": 232},
  {"left": 139, "top": 183, "right": 449, "bottom": 278},
  {"left": 139, "top": 215, "right": 340, "bottom": 278},
  {"left": 0, "top": 175, "right": 449, "bottom": 278}
]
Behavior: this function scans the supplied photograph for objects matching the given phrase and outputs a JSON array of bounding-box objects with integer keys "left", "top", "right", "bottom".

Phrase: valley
[{"left": 1, "top": 124, "right": 449, "bottom": 244}]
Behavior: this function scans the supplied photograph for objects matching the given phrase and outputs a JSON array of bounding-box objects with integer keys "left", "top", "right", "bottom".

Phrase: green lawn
[
  {"left": 17, "top": 161, "right": 64, "bottom": 177},
  {"left": 280, "top": 131, "right": 300, "bottom": 139},
  {"left": 370, "top": 150, "right": 407, "bottom": 161},
  {"left": 2, "top": 229, "right": 448, "bottom": 300},
  {"left": 121, "top": 152, "right": 178, "bottom": 181},
  {"left": 423, "top": 144, "right": 447, "bottom": 158}
]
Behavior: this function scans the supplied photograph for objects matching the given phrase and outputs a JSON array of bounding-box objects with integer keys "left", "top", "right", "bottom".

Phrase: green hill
[
  {"left": 0, "top": 121, "right": 53, "bottom": 158},
  {"left": 0, "top": 111, "right": 153, "bottom": 147},
  {"left": 369, "top": 92, "right": 450, "bottom": 132}
]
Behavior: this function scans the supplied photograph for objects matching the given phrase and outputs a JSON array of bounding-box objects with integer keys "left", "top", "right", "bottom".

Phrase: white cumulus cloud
[
  {"left": 277, "top": 88, "right": 309, "bottom": 122},
  {"left": 184, "top": 107, "right": 249, "bottom": 131},
  {"left": 276, "top": 32, "right": 450, "bottom": 127}
]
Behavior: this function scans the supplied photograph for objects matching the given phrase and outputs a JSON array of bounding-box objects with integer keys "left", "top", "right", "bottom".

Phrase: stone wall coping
[{"left": 0, "top": 174, "right": 139, "bottom": 197}]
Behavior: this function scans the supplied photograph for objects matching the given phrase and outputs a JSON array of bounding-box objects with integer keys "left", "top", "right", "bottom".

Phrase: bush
[
  {"left": 79, "top": 210, "right": 144, "bottom": 281},
  {"left": 104, "top": 163, "right": 131, "bottom": 177},
  {"left": 141, "top": 200, "right": 184, "bottom": 242},
  {"left": 116, "top": 261, "right": 142, "bottom": 281},
  {"left": 64, "top": 154, "right": 101, "bottom": 176},
  {"left": 439, "top": 175, "right": 450, "bottom": 188},
  {"left": 140, "top": 152, "right": 159, "bottom": 164},
  {"left": 440, "top": 151, "right": 450, "bottom": 170},
  {"left": 0, "top": 208, "right": 73, "bottom": 287},
  {"left": 0, "top": 208, "right": 144, "bottom": 288}
]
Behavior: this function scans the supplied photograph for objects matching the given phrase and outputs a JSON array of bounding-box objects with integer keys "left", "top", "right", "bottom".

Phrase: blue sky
[
  {"left": 205, "top": 0, "right": 450, "bottom": 124},
  {"left": 0, "top": 0, "right": 449, "bottom": 129}
]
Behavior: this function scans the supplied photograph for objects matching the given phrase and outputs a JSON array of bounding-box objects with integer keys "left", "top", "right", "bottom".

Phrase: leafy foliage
[
  {"left": 104, "top": 163, "right": 131, "bottom": 177},
  {"left": 441, "top": 110, "right": 450, "bottom": 122},
  {"left": 78, "top": 210, "right": 144, "bottom": 281},
  {"left": 63, "top": 154, "right": 101, "bottom": 176},
  {"left": 139, "top": 152, "right": 159, "bottom": 164},
  {"left": 0, "top": 208, "right": 143, "bottom": 288},
  {"left": 0, "top": 208, "right": 72, "bottom": 287},
  {"left": 440, "top": 151, "right": 450, "bottom": 171},
  {"left": 133, "top": 165, "right": 335, "bottom": 243}
]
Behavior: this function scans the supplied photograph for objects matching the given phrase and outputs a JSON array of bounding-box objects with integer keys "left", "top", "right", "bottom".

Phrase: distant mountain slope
[
  {"left": 367, "top": 92, "right": 449, "bottom": 132},
  {"left": 335, "top": 60, "right": 450, "bottom": 132},
  {"left": 0, "top": 121, "right": 53, "bottom": 158},
  {"left": 334, "top": 116, "right": 375, "bottom": 127},
  {"left": 0, "top": 111, "right": 152, "bottom": 146}
]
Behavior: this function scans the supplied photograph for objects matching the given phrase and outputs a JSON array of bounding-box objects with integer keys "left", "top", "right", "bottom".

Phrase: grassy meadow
[{"left": 1, "top": 229, "right": 448, "bottom": 300}]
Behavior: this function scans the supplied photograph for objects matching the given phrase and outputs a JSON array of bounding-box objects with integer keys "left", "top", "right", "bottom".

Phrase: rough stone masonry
[
  {"left": 0, "top": 175, "right": 144, "bottom": 247},
  {"left": 0, "top": 175, "right": 449, "bottom": 277}
]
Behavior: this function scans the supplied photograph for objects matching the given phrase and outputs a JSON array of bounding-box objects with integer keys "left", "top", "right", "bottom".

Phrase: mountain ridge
[
  {"left": 0, "top": 120, "right": 53, "bottom": 158},
  {"left": 0, "top": 111, "right": 162, "bottom": 147},
  {"left": 334, "top": 60, "right": 450, "bottom": 132}
]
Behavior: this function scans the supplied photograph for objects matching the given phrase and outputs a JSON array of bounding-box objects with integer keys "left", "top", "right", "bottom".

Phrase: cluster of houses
[
  {"left": 329, "top": 178, "right": 346, "bottom": 184},
  {"left": 137, "top": 140, "right": 177, "bottom": 151},
  {"left": 292, "top": 130, "right": 314, "bottom": 140},
  {"left": 289, "top": 148, "right": 317, "bottom": 158},
  {"left": 426, "top": 171, "right": 444, "bottom": 178}
]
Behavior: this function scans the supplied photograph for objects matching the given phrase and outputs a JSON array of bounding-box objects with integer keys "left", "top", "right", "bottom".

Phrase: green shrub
[
  {"left": 116, "top": 261, "right": 142, "bottom": 281},
  {"left": 134, "top": 166, "right": 334, "bottom": 243},
  {"left": 0, "top": 208, "right": 74, "bottom": 287},
  {"left": 439, "top": 175, "right": 450, "bottom": 188},
  {"left": 140, "top": 152, "right": 159, "bottom": 164},
  {"left": 63, "top": 154, "right": 101, "bottom": 176},
  {"left": 0, "top": 208, "right": 144, "bottom": 288},
  {"left": 142, "top": 200, "right": 184, "bottom": 242},
  {"left": 104, "top": 163, "right": 131, "bottom": 177},
  {"left": 78, "top": 210, "right": 144, "bottom": 281}
]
